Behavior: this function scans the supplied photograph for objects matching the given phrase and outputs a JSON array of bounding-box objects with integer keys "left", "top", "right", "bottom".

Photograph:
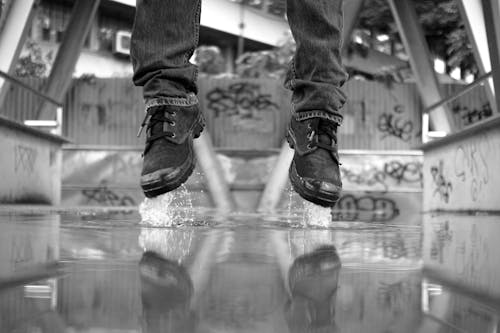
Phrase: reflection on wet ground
[{"left": 0, "top": 210, "right": 498, "bottom": 332}]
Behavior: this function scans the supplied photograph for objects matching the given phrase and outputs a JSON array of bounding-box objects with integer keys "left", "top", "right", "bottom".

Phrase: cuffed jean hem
[
  {"left": 145, "top": 93, "right": 199, "bottom": 111},
  {"left": 293, "top": 110, "right": 343, "bottom": 126}
]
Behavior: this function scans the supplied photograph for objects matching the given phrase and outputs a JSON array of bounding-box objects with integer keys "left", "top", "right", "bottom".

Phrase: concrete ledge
[
  {"left": 0, "top": 116, "right": 66, "bottom": 204},
  {"left": 0, "top": 116, "right": 69, "bottom": 145},
  {"left": 422, "top": 114, "right": 500, "bottom": 212}
]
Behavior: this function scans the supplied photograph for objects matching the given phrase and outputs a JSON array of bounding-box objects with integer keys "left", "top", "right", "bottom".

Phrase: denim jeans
[{"left": 131, "top": 0, "right": 347, "bottom": 125}]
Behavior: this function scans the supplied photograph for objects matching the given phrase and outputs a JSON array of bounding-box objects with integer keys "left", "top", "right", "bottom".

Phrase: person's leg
[
  {"left": 285, "top": 0, "right": 348, "bottom": 207},
  {"left": 131, "top": 0, "right": 204, "bottom": 198}
]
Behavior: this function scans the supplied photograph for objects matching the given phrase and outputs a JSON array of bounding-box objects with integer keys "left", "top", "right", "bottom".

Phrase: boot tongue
[{"left": 148, "top": 107, "right": 167, "bottom": 136}]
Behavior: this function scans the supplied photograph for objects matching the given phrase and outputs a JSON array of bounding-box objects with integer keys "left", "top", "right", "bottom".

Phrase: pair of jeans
[{"left": 131, "top": 0, "right": 348, "bottom": 125}]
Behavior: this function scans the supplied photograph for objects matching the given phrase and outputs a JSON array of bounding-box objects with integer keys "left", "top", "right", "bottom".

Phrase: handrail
[
  {"left": 424, "top": 72, "right": 492, "bottom": 114},
  {"left": 0, "top": 70, "right": 62, "bottom": 107}
]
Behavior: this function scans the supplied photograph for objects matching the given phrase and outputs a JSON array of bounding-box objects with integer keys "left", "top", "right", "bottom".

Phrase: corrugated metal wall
[{"left": 1, "top": 77, "right": 490, "bottom": 150}]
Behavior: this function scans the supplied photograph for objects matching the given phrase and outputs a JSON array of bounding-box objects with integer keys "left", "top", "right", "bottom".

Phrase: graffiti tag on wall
[
  {"left": 14, "top": 145, "right": 37, "bottom": 174},
  {"left": 452, "top": 103, "right": 492, "bottom": 126},
  {"left": 430, "top": 160, "right": 453, "bottom": 203},
  {"left": 377, "top": 104, "right": 414, "bottom": 142},
  {"left": 340, "top": 160, "right": 423, "bottom": 192},
  {"left": 453, "top": 135, "right": 490, "bottom": 202},
  {"left": 332, "top": 193, "right": 400, "bottom": 222},
  {"left": 205, "top": 82, "right": 279, "bottom": 118},
  {"left": 82, "top": 181, "right": 136, "bottom": 207}
]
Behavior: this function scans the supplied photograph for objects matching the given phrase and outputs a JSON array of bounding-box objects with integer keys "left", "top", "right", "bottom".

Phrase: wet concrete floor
[{"left": 0, "top": 209, "right": 498, "bottom": 332}]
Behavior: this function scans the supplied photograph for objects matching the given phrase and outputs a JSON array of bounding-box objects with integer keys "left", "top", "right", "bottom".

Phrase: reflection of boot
[
  {"left": 140, "top": 251, "right": 195, "bottom": 333},
  {"left": 286, "top": 245, "right": 341, "bottom": 333}
]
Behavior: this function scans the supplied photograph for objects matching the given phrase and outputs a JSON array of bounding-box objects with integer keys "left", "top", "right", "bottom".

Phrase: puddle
[{"left": 0, "top": 210, "right": 498, "bottom": 332}]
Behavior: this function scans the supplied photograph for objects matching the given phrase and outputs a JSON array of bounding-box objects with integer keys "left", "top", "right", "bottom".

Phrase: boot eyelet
[
  {"left": 171, "top": 133, "right": 176, "bottom": 138},
  {"left": 171, "top": 121, "right": 176, "bottom": 126},
  {"left": 307, "top": 143, "right": 313, "bottom": 150}
]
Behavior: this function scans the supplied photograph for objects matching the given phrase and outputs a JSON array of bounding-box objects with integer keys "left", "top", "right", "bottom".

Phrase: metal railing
[
  {"left": 0, "top": 70, "right": 63, "bottom": 135},
  {"left": 422, "top": 72, "right": 493, "bottom": 143}
]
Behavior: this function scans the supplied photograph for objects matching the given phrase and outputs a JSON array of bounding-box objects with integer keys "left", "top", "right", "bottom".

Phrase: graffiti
[
  {"left": 376, "top": 102, "right": 415, "bottom": 142},
  {"left": 430, "top": 221, "right": 453, "bottom": 263},
  {"left": 384, "top": 161, "right": 422, "bottom": 185},
  {"left": 377, "top": 280, "right": 415, "bottom": 315},
  {"left": 14, "top": 145, "right": 37, "bottom": 173},
  {"left": 340, "top": 160, "right": 423, "bottom": 191},
  {"left": 454, "top": 136, "right": 490, "bottom": 201},
  {"left": 430, "top": 160, "right": 453, "bottom": 203},
  {"left": 340, "top": 167, "right": 388, "bottom": 191},
  {"left": 82, "top": 181, "right": 136, "bottom": 207},
  {"left": 205, "top": 82, "right": 279, "bottom": 118},
  {"left": 452, "top": 103, "right": 492, "bottom": 126},
  {"left": 332, "top": 194, "right": 400, "bottom": 222},
  {"left": 377, "top": 113, "right": 414, "bottom": 142}
]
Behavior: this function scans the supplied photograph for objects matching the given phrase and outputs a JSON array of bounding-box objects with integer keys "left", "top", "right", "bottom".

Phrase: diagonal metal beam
[
  {"left": 342, "top": 0, "right": 365, "bottom": 49},
  {"left": 388, "top": 0, "right": 455, "bottom": 133},
  {"left": 0, "top": 0, "right": 37, "bottom": 109},
  {"left": 37, "top": 0, "right": 101, "bottom": 120},
  {"left": 457, "top": 0, "right": 497, "bottom": 112},
  {"left": 481, "top": 0, "right": 500, "bottom": 114}
]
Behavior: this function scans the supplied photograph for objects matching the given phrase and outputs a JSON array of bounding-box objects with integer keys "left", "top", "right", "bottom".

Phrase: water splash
[
  {"left": 139, "top": 185, "right": 194, "bottom": 227},
  {"left": 301, "top": 201, "right": 333, "bottom": 228}
]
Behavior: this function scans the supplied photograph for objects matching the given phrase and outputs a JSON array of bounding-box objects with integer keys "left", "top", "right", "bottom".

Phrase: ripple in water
[{"left": 139, "top": 185, "right": 195, "bottom": 227}]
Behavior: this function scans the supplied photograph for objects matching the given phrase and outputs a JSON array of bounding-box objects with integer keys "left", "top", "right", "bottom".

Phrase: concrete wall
[
  {"left": 423, "top": 116, "right": 500, "bottom": 212},
  {"left": 61, "top": 147, "right": 423, "bottom": 218},
  {"left": 0, "top": 117, "right": 65, "bottom": 204}
]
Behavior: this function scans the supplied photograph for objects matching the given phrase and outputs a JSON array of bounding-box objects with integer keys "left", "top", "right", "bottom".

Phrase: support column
[
  {"left": 342, "top": 0, "right": 365, "bottom": 49},
  {"left": 37, "top": 0, "right": 100, "bottom": 120},
  {"left": 457, "top": 0, "right": 497, "bottom": 112},
  {"left": 481, "top": 0, "right": 500, "bottom": 114},
  {"left": 257, "top": 141, "right": 294, "bottom": 212},
  {"left": 194, "top": 132, "right": 237, "bottom": 212},
  {"left": 0, "top": 0, "right": 37, "bottom": 108},
  {"left": 388, "top": 0, "right": 455, "bottom": 133}
]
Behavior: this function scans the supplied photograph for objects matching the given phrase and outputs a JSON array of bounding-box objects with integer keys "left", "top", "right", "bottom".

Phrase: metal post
[
  {"left": 388, "top": 0, "right": 455, "bottom": 133},
  {"left": 457, "top": 0, "right": 497, "bottom": 112},
  {"left": 37, "top": 0, "right": 101, "bottom": 120},
  {"left": 481, "top": 0, "right": 500, "bottom": 114},
  {"left": 0, "top": 0, "right": 36, "bottom": 108},
  {"left": 193, "top": 131, "right": 236, "bottom": 211},
  {"left": 257, "top": 141, "right": 294, "bottom": 212}
]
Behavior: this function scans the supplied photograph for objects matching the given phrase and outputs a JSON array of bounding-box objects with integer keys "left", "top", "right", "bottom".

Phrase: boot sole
[
  {"left": 140, "top": 116, "right": 204, "bottom": 198},
  {"left": 289, "top": 161, "right": 341, "bottom": 207}
]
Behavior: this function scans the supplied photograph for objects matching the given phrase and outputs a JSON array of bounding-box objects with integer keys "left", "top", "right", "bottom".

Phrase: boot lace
[
  {"left": 137, "top": 107, "right": 177, "bottom": 155},
  {"left": 307, "top": 120, "right": 340, "bottom": 164}
]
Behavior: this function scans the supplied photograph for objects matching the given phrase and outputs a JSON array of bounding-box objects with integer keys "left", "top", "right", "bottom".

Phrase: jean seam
[
  {"left": 191, "top": 0, "right": 201, "bottom": 83},
  {"left": 295, "top": 111, "right": 343, "bottom": 125},
  {"left": 145, "top": 94, "right": 199, "bottom": 109}
]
